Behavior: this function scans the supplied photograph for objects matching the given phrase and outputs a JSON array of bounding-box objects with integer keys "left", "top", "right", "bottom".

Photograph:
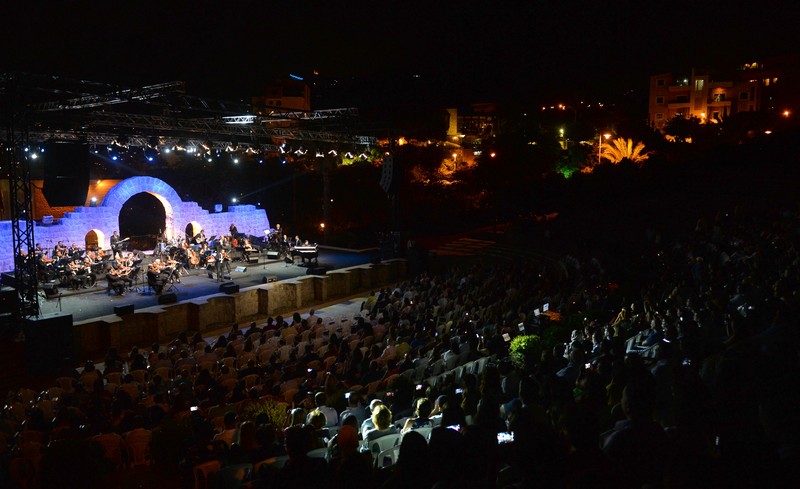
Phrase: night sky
[{"left": 3, "top": 1, "right": 795, "bottom": 105}]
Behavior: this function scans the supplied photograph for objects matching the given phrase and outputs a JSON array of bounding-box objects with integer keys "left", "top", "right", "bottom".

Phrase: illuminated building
[{"left": 648, "top": 56, "right": 800, "bottom": 129}]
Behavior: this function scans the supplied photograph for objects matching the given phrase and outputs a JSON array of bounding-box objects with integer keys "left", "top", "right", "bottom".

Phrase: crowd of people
[{"left": 1, "top": 204, "right": 798, "bottom": 488}]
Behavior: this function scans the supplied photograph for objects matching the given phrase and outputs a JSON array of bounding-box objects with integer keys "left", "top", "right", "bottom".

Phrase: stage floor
[{"left": 36, "top": 247, "right": 380, "bottom": 322}]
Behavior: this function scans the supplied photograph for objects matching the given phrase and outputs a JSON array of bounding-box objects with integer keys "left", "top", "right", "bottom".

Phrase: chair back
[
  {"left": 92, "top": 433, "right": 125, "bottom": 469},
  {"left": 193, "top": 460, "right": 221, "bottom": 489},
  {"left": 125, "top": 429, "right": 152, "bottom": 466},
  {"left": 369, "top": 433, "right": 401, "bottom": 464}
]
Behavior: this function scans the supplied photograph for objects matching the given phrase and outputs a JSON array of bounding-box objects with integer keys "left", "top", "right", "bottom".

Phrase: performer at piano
[{"left": 110, "top": 231, "right": 129, "bottom": 254}]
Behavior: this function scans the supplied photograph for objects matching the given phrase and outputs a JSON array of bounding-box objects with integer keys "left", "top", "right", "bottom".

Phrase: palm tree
[{"left": 600, "top": 138, "right": 651, "bottom": 164}]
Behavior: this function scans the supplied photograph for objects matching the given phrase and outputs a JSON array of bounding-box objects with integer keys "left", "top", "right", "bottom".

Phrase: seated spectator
[
  {"left": 307, "top": 409, "right": 330, "bottom": 448},
  {"left": 601, "top": 383, "right": 668, "bottom": 488},
  {"left": 331, "top": 425, "right": 373, "bottom": 489},
  {"left": 266, "top": 425, "right": 330, "bottom": 488},
  {"left": 365, "top": 404, "right": 398, "bottom": 441},
  {"left": 340, "top": 392, "right": 367, "bottom": 427},
  {"left": 401, "top": 397, "right": 433, "bottom": 433},
  {"left": 380, "top": 429, "right": 431, "bottom": 489},
  {"left": 308, "top": 391, "right": 338, "bottom": 428},
  {"left": 213, "top": 411, "right": 238, "bottom": 448},
  {"left": 360, "top": 399, "right": 382, "bottom": 438}
]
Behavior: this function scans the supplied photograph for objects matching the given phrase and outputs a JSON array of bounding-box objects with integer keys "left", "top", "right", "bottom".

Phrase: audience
[{"left": 3, "top": 204, "right": 799, "bottom": 489}]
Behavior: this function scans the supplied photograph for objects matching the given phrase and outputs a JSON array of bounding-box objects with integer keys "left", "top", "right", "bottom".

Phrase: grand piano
[{"left": 290, "top": 244, "right": 319, "bottom": 265}]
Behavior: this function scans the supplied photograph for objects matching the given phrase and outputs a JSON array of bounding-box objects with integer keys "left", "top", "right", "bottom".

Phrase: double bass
[{"left": 188, "top": 248, "right": 199, "bottom": 267}]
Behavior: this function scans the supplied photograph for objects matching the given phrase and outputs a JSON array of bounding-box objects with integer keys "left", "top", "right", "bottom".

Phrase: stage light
[
  {"left": 30, "top": 152, "right": 38, "bottom": 160},
  {"left": 90, "top": 196, "right": 97, "bottom": 204},
  {"left": 316, "top": 151, "right": 324, "bottom": 158},
  {"left": 112, "top": 155, "right": 118, "bottom": 161},
  {"left": 147, "top": 156, "right": 154, "bottom": 162},
  {"left": 345, "top": 152, "right": 354, "bottom": 158},
  {"left": 232, "top": 197, "right": 238, "bottom": 203},
  {"left": 207, "top": 157, "right": 213, "bottom": 162},
  {"left": 164, "top": 147, "right": 172, "bottom": 154},
  {"left": 233, "top": 158, "right": 240, "bottom": 164},
  {"left": 328, "top": 149, "right": 337, "bottom": 156}
]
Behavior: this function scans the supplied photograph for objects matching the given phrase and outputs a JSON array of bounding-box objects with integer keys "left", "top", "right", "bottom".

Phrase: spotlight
[
  {"left": 316, "top": 151, "right": 324, "bottom": 158},
  {"left": 232, "top": 197, "right": 238, "bottom": 203},
  {"left": 112, "top": 155, "right": 118, "bottom": 161},
  {"left": 30, "top": 152, "right": 38, "bottom": 160},
  {"left": 233, "top": 158, "right": 239, "bottom": 164},
  {"left": 328, "top": 149, "right": 337, "bottom": 156}
]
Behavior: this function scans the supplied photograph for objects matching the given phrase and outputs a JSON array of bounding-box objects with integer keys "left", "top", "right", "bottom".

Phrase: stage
[{"left": 35, "top": 246, "right": 379, "bottom": 322}]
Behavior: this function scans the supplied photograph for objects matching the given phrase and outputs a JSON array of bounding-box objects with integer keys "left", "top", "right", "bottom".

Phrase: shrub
[{"left": 509, "top": 334, "right": 542, "bottom": 371}]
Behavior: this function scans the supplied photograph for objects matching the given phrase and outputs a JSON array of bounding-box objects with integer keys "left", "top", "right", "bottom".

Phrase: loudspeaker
[
  {"left": 266, "top": 251, "right": 280, "bottom": 259},
  {"left": 306, "top": 266, "right": 327, "bottom": 276},
  {"left": 1, "top": 273, "right": 17, "bottom": 288},
  {"left": 158, "top": 293, "right": 177, "bottom": 305},
  {"left": 42, "top": 142, "right": 90, "bottom": 206},
  {"left": 42, "top": 282, "right": 60, "bottom": 298},
  {"left": 262, "top": 275, "right": 278, "bottom": 284},
  {"left": 234, "top": 266, "right": 247, "bottom": 273},
  {"left": 24, "top": 312, "right": 74, "bottom": 374},
  {"left": 247, "top": 256, "right": 259, "bottom": 264},
  {"left": 219, "top": 282, "right": 239, "bottom": 294},
  {"left": 114, "top": 304, "right": 134, "bottom": 316}
]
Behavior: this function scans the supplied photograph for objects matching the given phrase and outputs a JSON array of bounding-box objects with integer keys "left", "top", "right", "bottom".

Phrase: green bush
[{"left": 509, "top": 334, "right": 542, "bottom": 370}]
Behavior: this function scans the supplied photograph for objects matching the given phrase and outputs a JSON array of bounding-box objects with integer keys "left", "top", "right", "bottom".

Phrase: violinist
[
  {"left": 107, "top": 261, "right": 133, "bottom": 295},
  {"left": 147, "top": 260, "right": 167, "bottom": 294}
]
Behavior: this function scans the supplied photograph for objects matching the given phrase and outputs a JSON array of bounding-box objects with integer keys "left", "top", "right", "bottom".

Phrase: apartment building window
[
  {"left": 695, "top": 79, "right": 704, "bottom": 91},
  {"left": 655, "top": 113, "right": 664, "bottom": 120},
  {"left": 676, "top": 95, "right": 688, "bottom": 103},
  {"left": 655, "top": 96, "right": 664, "bottom": 104},
  {"left": 712, "top": 111, "right": 720, "bottom": 121},
  {"left": 656, "top": 79, "right": 665, "bottom": 87},
  {"left": 712, "top": 93, "right": 726, "bottom": 102},
  {"left": 740, "top": 91, "right": 749, "bottom": 100}
]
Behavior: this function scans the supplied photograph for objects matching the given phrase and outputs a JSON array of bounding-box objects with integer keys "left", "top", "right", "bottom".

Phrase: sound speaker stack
[
  {"left": 158, "top": 293, "right": 178, "bottom": 305},
  {"left": 219, "top": 282, "right": 239, "bottom": 294}
]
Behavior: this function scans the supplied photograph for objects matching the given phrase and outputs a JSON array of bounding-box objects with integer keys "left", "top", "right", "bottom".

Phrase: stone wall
[
  {"left": 71, "top": 259, "right": 406, "bottom": 361},
  {"left": 0, "top": 176, "right": 271, "bottom": 272}
]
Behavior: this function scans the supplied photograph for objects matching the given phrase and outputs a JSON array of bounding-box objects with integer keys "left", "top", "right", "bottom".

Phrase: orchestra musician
[
  {"left": 54, "top": 241, "right": 67, "bottom": 257},
  {"left": 213, "top": 249, "right": 223, "bottom": 282},
  {"left": 107, "top": 261, "right": 133, "bottom": 295}
]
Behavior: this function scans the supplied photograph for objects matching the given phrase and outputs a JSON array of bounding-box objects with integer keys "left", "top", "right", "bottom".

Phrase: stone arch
[
  {"left": 101, "top": 177, "right": 183, "bottom": 240},
  {"left": 85, "top": 229, "right": 106, "bottom": 251}
]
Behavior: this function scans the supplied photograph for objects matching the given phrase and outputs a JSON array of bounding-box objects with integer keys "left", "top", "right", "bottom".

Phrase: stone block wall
[{"left": 72, "top": 259, "right": 406, "bottom": 360}]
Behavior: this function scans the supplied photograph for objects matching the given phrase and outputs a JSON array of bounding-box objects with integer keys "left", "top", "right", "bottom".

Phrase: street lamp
[{"left": 598, "top": 133, "right": 611, "bottom": 163}]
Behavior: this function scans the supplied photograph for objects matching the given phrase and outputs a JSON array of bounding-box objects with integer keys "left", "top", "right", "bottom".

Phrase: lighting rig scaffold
[{"left": 1, "top": 72, "right": 377, "bottom": 321}]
